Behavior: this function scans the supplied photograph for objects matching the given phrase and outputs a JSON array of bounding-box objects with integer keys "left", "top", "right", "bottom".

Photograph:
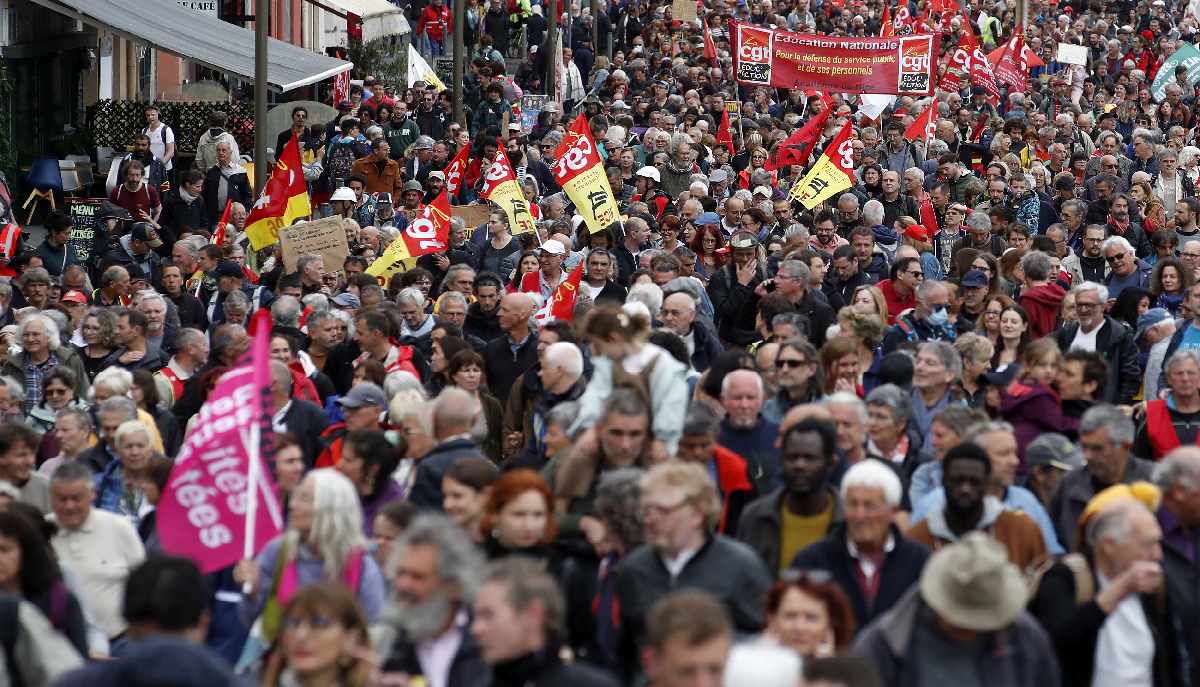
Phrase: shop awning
[
  {"left": 335, "top": 0, "right": 410, "bottom": 42},
  {"left": 29, "top": 0, "right": 353, "bottom": 91}
]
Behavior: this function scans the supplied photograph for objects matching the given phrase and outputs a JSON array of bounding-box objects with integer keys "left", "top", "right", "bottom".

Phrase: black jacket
[
  {"left": 707, "top": 261, "right": 768, "bottom": 346},
  {"left": 689, "top": 319, "right": 725, "bottom": 373},
  {"left": 792, "top": 290, "right": 836, "bottom": 348},
  {"left": 464, "top": 303, "right": 503, "bottom": 342},
  {"left": 737, "top": 486, "right": 845, "bottom": 573},
  {"left": 489, "top": 646, "right": 620, "bottom": 687},
  {"left": 615, "top": 535, "right": 771, "bottom": 667},
  {"left": 1048, "top": 457, "right": 1155, "bottom": 551},
  {"left": 279, "top": 399, "right": 332, "bottom": 467},
  {"left": 790, "top": 524, "right": 929, "bottom": 629},
  {"left": 164, "top": 290, "right": 209, "bottom": 331},
  {"left": 1029, "top": 557, "right": 1186, "bottom": 687},
  {"left": 383, "top": 618, "right": 490, "bottom": 687},
  {"left": 483, "top": 331, "right": 539, "bottom": 403},
  {"left": 1158, "top": 506, "right": 1200, "bottom": 687},
  {"left": 201, "top": 166, "right": 252, "bottom": 228},
  {"left": 409, "top": 437, "right": 489, "bottom": 509},
  {"left": 1053, "top": 316, "right": 1140, "bottom": 405},
  {"left": 158, "top": 188, "right": 207, "bottom": 246}
]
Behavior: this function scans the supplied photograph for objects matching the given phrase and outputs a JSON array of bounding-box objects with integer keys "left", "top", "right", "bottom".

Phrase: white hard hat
[{"left": 330, "top": 186, "right": 357, "bottom": 202}]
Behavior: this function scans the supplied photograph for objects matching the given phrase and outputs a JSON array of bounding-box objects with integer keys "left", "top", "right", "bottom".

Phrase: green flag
[{"left": 1152, "top": 43, "right": 1200, "bottom": 102}]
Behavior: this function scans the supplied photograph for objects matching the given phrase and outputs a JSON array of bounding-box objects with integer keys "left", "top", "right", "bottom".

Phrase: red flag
[
  {"left": 716, "top": 109, "right": 735, "bottom": 155},
  {"left": 0, "top": 223, "right": 20, "bottom": 259},
  {"left": 333, "top": 71, "right": 349, "bottom": 105},
  {"left": 961, "top": 28, "right": 1001, "bottom": 105},
  {"left": 989, "top": 26, "right": 1039, "bottom": 91},
  {"left": 244, "top": 133, "right": 311, "bottom": 250},
  {"left": 444, "top": 143, "right": 470, "bottom": 199},
  {"left": 792, "top": 106, "right": 835, "bottom": 169},
  {"left": 919, "top": 195, "right": 939, "bottom": 238},
  {"left": 905, "top": 106, "right": 937, "bottom": 148},
  {"left": 157, "top": 309, "right": 283, "bottom": 573},
  {"left": 534, "top": 261, "right": 585, "bottom": 323},
  {"left": 212, "top": 199, "right": 232, "bottom": 246},
  {"left": 702, "top": 17, "right": 718, "bottom": 61},
  {"left": 880, "top": 5, "right": 894, "bottom": 36}
]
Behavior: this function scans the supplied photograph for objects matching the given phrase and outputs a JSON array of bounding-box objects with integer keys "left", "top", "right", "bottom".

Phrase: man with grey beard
[{"left": 378, "top": 514, "right": 489, "bottom": 686}]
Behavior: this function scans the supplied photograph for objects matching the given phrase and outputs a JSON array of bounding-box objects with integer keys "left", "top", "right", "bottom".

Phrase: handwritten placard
[
  {"left": 452, "top": 204, "right": 492, "bottom": 236},
  {"left": 279, "top": 216, "right": 350, "bottom": 275},
  {"left": 65, "top": 198, "right": 106, "bottom": 266},
  {"left": 672, "top": 0, "right": 696, "bottom": 21}
]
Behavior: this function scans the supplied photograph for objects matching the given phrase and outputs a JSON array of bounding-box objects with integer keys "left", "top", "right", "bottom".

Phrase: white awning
[
  {"left": 30, "top": 0, "right": 353, "bottom": 91},
  {"left": 337, "top": 0, "right": 410, "bottom": 42}
]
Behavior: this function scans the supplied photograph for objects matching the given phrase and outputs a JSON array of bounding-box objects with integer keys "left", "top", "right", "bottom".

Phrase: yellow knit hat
[{"left": 1078, "top": 481, "right": 1162, "bottom": 528}]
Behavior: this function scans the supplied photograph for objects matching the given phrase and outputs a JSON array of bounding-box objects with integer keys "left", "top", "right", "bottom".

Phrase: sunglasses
[
  {"left": 775, "top": 358, "right": 809, "bottom": 369},
  {"left": 1106, "top": 253, "right": 1127, "bottom": 263}
]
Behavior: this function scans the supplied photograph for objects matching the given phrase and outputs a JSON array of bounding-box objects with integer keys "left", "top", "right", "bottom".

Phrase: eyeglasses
[
  {"left": 1106, "top": 253, "right": 1127, "bottom": 263},
  {"left": 1075, "top": 300, "right": 1101, "bottom": 310},
  {"left": 641, "top": 499, "right": 689, "bottom": 519},
  {"left": 776, "top": 358, "right": 809, "bottom": 369},
  {"left": 1182, "top": 252, "right": 1200, "bottom": 259}
]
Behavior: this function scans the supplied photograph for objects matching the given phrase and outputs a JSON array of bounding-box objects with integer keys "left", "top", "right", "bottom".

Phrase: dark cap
[
  {"left": 337, "top": 382, "right": 387, "bottom": 409},
  {"left": 1026, "top": 433, "right": 1084, "bottom": 472},
  {"left": 981, "top": 363, "right": 1021, "bottom": 387},
  {"left": 215, "top": 260, "right": 243, "bottom": 279},
  {"left": 961, "top": 270, "right": 989, "bottom": 288},
  {"left": 131, "top": 222, "right": 164, "bottom": 248},
  {"left": 98, "top": 201, "right": 132, "bottom": 222}
]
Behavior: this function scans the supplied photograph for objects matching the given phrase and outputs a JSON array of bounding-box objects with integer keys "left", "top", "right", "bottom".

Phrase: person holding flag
[
  {"left": 481, "top": 146, "right": 538, "bottom": 236},
  {"left": 244, "top": 134, "right": 311, "bottom": 251},
  {"left": 789, "top": 120, "right": 858, "bottom": 210}
]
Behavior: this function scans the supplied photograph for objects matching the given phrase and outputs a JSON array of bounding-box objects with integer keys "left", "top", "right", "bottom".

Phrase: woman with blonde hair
[
  {"left": 836, "top": 308, "right": 885, "bottom": 393},
  {"left": 258, "top": 583, "right": 372, "bottom": 687},
  {"left": 849, "top": 285, "right": 889, "bottom": 324}
]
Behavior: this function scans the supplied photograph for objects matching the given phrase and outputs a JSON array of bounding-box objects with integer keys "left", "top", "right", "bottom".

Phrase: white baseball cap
[
  {"left": 636, "top": 166, "right": 661, "bottom": 183},
  {"left": 330, "top": 187, "right": 357, "bottom": 202},
  {"left": 540, "top": 239, "right": 567, "bottom": 255}
]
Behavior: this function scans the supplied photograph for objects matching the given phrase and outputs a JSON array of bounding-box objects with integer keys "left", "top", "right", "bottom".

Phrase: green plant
[{"left": 345, "top": 37, "right": 407, "bottom": 83}]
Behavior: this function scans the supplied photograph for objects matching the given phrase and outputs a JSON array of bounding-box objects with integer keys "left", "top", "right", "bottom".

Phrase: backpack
[{"left": 327, "top": 140, "right": 357, "bottom": 182}]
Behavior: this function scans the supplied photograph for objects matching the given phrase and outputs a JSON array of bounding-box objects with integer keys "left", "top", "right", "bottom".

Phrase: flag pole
[{"left": 241, "top": 420, "right": 261, "bottom": 594}]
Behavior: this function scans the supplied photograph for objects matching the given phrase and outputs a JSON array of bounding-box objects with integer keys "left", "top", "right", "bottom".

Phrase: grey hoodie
[{"left": 924, "top": 495, "right": 1005, "bottom": 543}]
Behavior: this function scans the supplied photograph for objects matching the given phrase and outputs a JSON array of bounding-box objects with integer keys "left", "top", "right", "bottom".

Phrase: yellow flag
[
  {"left": 552, "top": 116, "right": 621, "bottom": 234},
  {"left": 788, "top": 120, "right": 857, "bottom": 210},
  {"left": 481, "top": 148, "right": 538, "bottom": 235},
  {"left": 408, "top": 44, "right": 447, "bottom": 92}
]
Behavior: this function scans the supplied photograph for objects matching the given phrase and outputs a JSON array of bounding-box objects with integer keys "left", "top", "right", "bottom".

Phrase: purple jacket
[
  {"left": 361, "top": 480, "right": 406, "bottom": 536},
  {"left": 999, "top": 379, "right": 1079, "bottom": 472}
]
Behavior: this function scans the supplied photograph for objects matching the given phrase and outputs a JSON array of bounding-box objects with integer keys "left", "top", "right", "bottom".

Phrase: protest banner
[
  {"left": 278, "top": 215, "right": 350, "bottom": 275},
  {"left": 453, "top": 204, "right": 492, "bottom": 233},
  {"left": 552, "top": 116, "right": 622, "bottom": 235},
  {"left": 1152, "top": 44, "right": 1200, "bottom": 102},
  {"left": 157, "top": 310, "right": 282, "bottom": 573},
  {"left": 1056, "top": 43, "right": 1088, "bottom": 66},
  {"left": 65, "top": 198, "right": 105, "bottom": 266},
  {"left": 671, "top": 0, "right": 696, "bottom": 21},
  {"left": 730, "top": 22, "right": 935, "bottom": 95},
  {"left": 367, "top": 190, "right": 451, "bottom": 281}
]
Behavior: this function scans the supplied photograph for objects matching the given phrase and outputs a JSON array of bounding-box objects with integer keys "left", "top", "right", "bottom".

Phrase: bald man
[{"left": 483, "top": 292, "right": 540, "bottom": 403}]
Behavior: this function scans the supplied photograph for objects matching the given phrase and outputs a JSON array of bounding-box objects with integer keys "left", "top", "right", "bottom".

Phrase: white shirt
[
  {"left": 846, "top": 533, "right": 895, "bottom": 581},
  {"left": 415, "top": 610, "right": 469, "bottom": 687},
  {"left": 144, "top": 122, "right": 176, "bottom": 170},
  {"left": 1092, "top": 573, "right": 1154, "bottom": 687},
  {"left": 1071, "top": 319, "right": 1102, "bottom": 352},
  {"left": 51, "top": 509, "right": 146, "bottom": 638},
  {"left": 660, "top": 543, "right": 703, "bottom": 579},
  {"left": 272, "top": 401, "right": 293, "bottom": 433},
  {"left": 582, "top": 281, "right": 604, "bottom": 301}
]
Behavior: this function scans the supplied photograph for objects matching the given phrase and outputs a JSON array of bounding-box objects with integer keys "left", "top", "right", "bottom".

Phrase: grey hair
[
  {"left": 964, "top": 419, "right": 1015, "bottom": 440},
  {"left": 303, "top": 293, "right": 331, "bottom": 312},
  {"left": 330, "top": 309, "right": 356, "bottom": 339},
  {"left": 965, "top": 211, "right": 991, "bottom": 231},
  {"left": 954, "top": 333, "right": 995, "bottom": 367},
  {"left": 776, "top": 259, "right": 810, "bottom": 284},
  {"left": 919, "top": 340, "right": 963, "bottom": 376},
  {"left": 56, "top": 406, "right": 93, "bottom": 432},
  {"left": 669, "top": 132, "right": 693, "bottom": 155},
  {"left": 682, "top": 401, "right": 721, "bottom": 436},
  {"left": 0, "top": 376, "right": 23, "bottom": 405},
  {"left": 915, "top": 279, "right": 948, "bottom": 308},
  {"left": 1072, "top": 281, "right": 1110, "bottom": 304},
  {"left": 271, "top": 295, "right": 302, "bottom": 327},
  {"left": 544, "top": 342, "right": 584, "bottom": 379},
  {"left": 1020, "top": 250, "right": 1052, "bottom": 282},
  {"left": 441, "top": 265, "right": 476, "bottom": 293},
  {"left": 1084, "top": 499, "right": 1148, "bottom": 551},
  {"left": 437, "top": 290, "right": 468, "bottom": 310},
  {"left": 545, "top": 401, "right": 579, "bottom": 435},
  {"left": 782, "top": 225, "right": 810, "bottom": 245},
  {"left": 94, "top": 367, "right": 134, "bottom": 397},
  {"left": 137, "top": 290, "right": 167, "bottom": 311},
  {"left": 396, "top": 286, "right": 427, "bottom": 309},
  {"left": 626, "top": 282, "right": 663, "bottom": 319},
  {"left": 97, "top": 395, "right": 138, "bottom": 422},
  {"left": 1101, "top": 235, "right": 1134, "bottom": 255},
  {"left": 295, "top": 468, "right": 367, "bottom": 580},
  {"left": 1079, "top": 403, "right": 1135, "bottom": 446},
  {"left": 224, "top": 289, "right": 251, "bottom": 310},
  {"left": 865, "top": 384, "right": 910, "bottom": 427},
  {"left": 18, "top": 312, "right": 60, "bottom": 350},
  {"left": 36, "top": 310, "right": 66, "bottom": 341},
  {"left": 386, "top": 513, "right": 485, "bottom": 600},
  {"left": 836, "top": 192, "right": 860, "bottom": 209},
  {"left": 1061, "top": 199, "right": 1087, "bottom": 218},
  {"left": 1165, "top": 348, "right": 1200, "bottom": 376},
  {"left": 593, "top": 467, "right": 645, "bottom": 550},
  {"left": 51, "top": 460, "right": 94, "bottom": 486},
  {"left": 862, "top": 199, "right": 885, "bottom": 226},
  {"left": 823, "top": 391, "right": 868, "bottom": 424},
  {"left": 296, "top": 254, "right": 324, "bottom": 276},
  {"left": 840, "top": 458, "right": 902, "bottom": 507},
  {"left": 1154, "top": 446, "right": 1200, "bottom": 492}
]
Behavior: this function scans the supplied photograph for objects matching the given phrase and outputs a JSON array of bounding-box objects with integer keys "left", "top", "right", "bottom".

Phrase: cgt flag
[
  {"left": 245, "top": 134, "right": 311, "bottom": 251},
  {"left": 788, "top": 120, "right": 857, "bottom": 209},
  {"left": 905, "top": 105, "right": 936, "bottom": 148},
  {"left": 552, "top": 116, "right": 622, "bottom": 234},
  {"left": 533, "top": 260, "right": 584, "bottom": 323},
  {"left": 366, "top": 190, "right": 452, "bottom": 281},
  {"left": 157, "top": 309, "right": 283, "bottom": 573},
  {"left": 716, "top": 109, "right": 735, "bottom": 155},
  {"left": 443, "top": 144, "right": 470, "bottom": 200},
  {"left": 481, "top": 146, "right": 538, "bottom": 235}
]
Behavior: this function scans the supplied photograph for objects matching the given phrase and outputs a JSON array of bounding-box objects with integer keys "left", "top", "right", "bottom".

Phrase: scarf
[
  {"left": 1108, "top": 215, "right": 1131, "bottom": 235},
  {"left": 179, "top": 187, "right": 196, "bottom": 203}
]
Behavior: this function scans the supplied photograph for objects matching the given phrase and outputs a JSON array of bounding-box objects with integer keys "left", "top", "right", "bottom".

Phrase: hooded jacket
[
  {"left": 905, "top": 495, "right": 1048, "bottom": 570},
  {"left": 1019, "top": 282, "right": 1067, "bottom": 339},
  {"left": 998, "top": 379, "right": 1079, "bottom": 470},
  {"left": 871, "top": 224, "right": 899, "bottom": 265}
]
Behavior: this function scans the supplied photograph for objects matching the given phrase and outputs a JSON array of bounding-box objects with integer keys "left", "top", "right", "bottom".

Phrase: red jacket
[
  {"left": 877, "top": 279, "right": 916, "bottom": 325},
  {"left": 712, "top": 445, "right": 754, "bottom": 534},
  {"left": 416, "top": 4, "right": 452, "bottom": 41},
  {"left": 1019, "top": 282, "right": 1067, "bottom": 339}
]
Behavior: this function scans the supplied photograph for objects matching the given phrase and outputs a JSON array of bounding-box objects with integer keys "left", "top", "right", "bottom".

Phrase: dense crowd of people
[{"left": 9, "top": 0, "right": 1200, "bottom": 684}]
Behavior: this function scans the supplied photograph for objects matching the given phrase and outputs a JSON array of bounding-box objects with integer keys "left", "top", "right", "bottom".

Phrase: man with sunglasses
[{"left": 1103, "top": 234, "right": 1152, "bottom": 299}]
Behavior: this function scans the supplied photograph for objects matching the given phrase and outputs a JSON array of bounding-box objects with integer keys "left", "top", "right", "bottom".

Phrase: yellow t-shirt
[{"left": 779, "top": 499, "right": 834, "bottom": 575}]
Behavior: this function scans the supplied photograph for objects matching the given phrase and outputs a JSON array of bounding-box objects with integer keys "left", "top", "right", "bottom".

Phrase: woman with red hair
[
  {"left": 689, "top": 222, "right": 728, "bottom": 280},
  {"left": 481, "top": 468, "right": 560, "bottom": 573},
  {"left": 762, "top": 570, "right": 857, "bottom": 659}
]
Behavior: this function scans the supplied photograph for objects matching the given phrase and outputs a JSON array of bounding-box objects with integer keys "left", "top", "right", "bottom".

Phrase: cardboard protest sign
[{"left": 278, "top": 216, "right": 350, "bottom": 275}]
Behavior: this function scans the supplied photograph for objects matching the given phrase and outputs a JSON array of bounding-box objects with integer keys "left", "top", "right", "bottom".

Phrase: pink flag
[{"left": 157, "top": 310, "right": 283, "bottom": 573}]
